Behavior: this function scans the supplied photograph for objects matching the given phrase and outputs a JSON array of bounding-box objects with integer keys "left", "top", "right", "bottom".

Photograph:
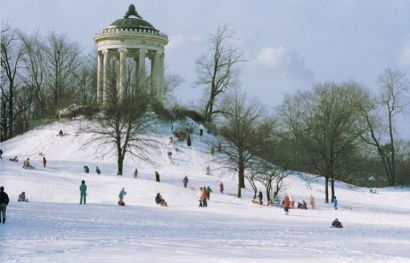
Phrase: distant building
[{"left": 94, "top": 4, "right": 168, "bottom": 106}]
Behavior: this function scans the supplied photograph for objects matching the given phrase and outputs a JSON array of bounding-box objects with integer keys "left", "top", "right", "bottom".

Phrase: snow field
[{"left": 0, "top": 119, "right": 409, "bottom": 262}]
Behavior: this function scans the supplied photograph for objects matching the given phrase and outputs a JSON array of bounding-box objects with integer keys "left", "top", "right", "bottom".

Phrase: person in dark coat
[
  {"left": 80, "top": 180, "right": 87, "bottom": 204},
  {"left": 0, "top": 186, "right": 10, "bottom": 224},
  {"left": 96, "top": 166, "right": 101, "bottom": 174},
  {"left": 331, "top": 218, "right": 343, "bottom": 228},
  {"left": 43, "top": 157, "right": 47, "bottom": 168},
  {"left": 258, "top": 191, "right": 263, "bottom": 205},
  {"left": 155, "top": 171, "right": 160, "bottom": 182},
  {"left": 183, "top": 176, "right": 189, "bottom": 188},
  {"left": 219, "top": 182, "right": 224, "bottom": 194},
  {"left": 187, "top": 135, "right": 192, "bottom": 147}
]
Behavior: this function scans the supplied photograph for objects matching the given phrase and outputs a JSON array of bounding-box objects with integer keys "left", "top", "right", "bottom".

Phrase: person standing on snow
[
  {"left": 118, "top": 188, "right": 127, "bottom": 205},
  {"left": 80, "top": 180, "right": 87, "bottom": 204},
  {"left": 0, "top": 186, "right": 9, "bottom": 224},
  {"left": 333, "top": 196, "right": 338, "bottom": 210},
  {"left": 206, "top": 186, "right": 213, "bottom": 200},
  {"left": 282, "top": 195, "right": 290, "bottom": 215},
  {"left": 309, "top": 195, "right": 316, "bottom": 209},
  {"left": 183, "top": 176, "right": 189, "bottom": 188},
  {"left": 43, "top": 157, "right": 47, "bottom": 168},
  {"left": 219, "top": 182, "right": 224, "bottom": 194},
  {"left": 258, "top": 191, "right": 263, "bottom": 205}
]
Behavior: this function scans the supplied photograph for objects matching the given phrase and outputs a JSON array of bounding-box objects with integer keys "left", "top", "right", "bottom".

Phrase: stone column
[
  {"left": 158, "top": 51, "right": 165, "bottom": 102},
  {"left": 102, "top": 49, "right": 110, "bottom": 107},
  {"left": 137, "top": 49, "right": 147, "bottom": 87},
  {"left": 96, "top": 51, "right": 103, "bottom": 104},
  {"left": 118, "top": 48, "right": 127, "bottom": 102},
  {"left": 151, "top": 51, "right": 160, "bottom": 99}
]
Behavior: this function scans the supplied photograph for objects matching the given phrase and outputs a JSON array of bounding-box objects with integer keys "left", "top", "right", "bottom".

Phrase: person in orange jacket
[{"left": 282, "top": 195, "right": 290, "bottom": 215}]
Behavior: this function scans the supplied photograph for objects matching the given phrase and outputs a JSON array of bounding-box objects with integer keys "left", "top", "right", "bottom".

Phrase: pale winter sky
[{"left": 1, "top": 0, "right": 410, "bottom": 134}]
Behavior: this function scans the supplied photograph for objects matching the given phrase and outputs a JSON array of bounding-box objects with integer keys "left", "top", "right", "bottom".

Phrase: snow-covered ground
[{"left": 0, "top": 119, "right": 409, "bottom": 263}]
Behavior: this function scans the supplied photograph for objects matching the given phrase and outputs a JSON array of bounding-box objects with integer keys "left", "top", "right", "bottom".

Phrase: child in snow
[
  {"left": 183, "top": 176, "right": 189, "bottom": 188},
  {"left": 282, "top": 195, "right": 290, "bottom": 215},
  {"left": 118, "top": 188, "right": 127, "bottom": 205},
  {"left": 198, "top": 187, "right": 207, "bottom": 207},
  {"left": 219, "top": 182, "right": 224, "bottom": 194},
  {"left": 23, "top": 158, "right": 34, "bottom": 169},
  {"left": 80, "top": 180, "right": 87, "bottom": 204},
  {"left": 331, "top": 218, "right": 343, "bottom": 228},
  {"left": 18, "top": 192, "right": 29, "bottom": 202},
  {"left": 9, "top": 156, "right": 18, "bottom": 162},
  {"left": 155, "top": 193, "right": 167, "bottom": 206}
]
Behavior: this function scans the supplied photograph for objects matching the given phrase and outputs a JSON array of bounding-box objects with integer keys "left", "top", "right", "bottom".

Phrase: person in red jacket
[
  {"left": 282, "top": 195, "right": 290, "bottom": 215},
  {"left": 43, "top": 157, "right": 47, "bottom": 168}
]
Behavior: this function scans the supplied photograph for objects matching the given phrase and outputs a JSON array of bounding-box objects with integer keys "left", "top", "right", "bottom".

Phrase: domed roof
[{"left": 108, "top": 4, "right": 158, "bottom": 32}]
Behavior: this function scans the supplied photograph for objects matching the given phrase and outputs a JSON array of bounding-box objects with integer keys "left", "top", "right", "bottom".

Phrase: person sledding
[
  {"left": 331, "top": 218, "right": 343, "bottom": 228},
  {"left": 118, "top": 187, "right": 127, "bottom": 206},
  {"left": 155, "top": 193, "right": 167, "bottom": 206},
  {"left": 9, "top": 156, "right": 18, "bottom": 162},
  {"left": 18, "top": 192, "right": 29, "bottom": 202},
  {"left": 23, "top": 158, "right": 34, "bottom": 169}
]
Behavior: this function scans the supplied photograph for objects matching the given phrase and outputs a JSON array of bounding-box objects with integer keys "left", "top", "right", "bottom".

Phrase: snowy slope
[{"left": 0, "top": 119, "right": 409, "bottom": 263}]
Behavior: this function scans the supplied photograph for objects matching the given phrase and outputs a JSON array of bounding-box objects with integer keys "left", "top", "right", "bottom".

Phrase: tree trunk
[
  {"left": 117, "top": 153, "right": 124, "bottom": 175},
  {"left": 237, "top": 182, "right": 242, "bottom": 198},
  {"left": 325, "top": 177, "right": 329, "bottom": 203},
  {"left": 238, "top": 164, "right": 245, "bottom": 188},
  {"left": 331, "top": 178, "right": 335, "bottom": 202}
]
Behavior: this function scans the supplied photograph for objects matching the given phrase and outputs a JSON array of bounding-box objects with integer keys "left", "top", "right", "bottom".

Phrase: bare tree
[
  {"left": 218, "top": 92, "right": 262, "bottom": 198},
  {"left": 44, "top": 32, "right": 81, "bottom": 113},
  {"left": 359, "top": 69, "right": 409, "bottom": 186},
  {"left": 280, "top": 83, "right": 367, "bottom": 202},
  {"left": 19, "top": 31, "right": 48, "bottom": 118},
  {"left": 255, "top": 162, "right": 289, "bottom": 203},
  {"left": 85, "top": 61, "right": 159, "bottom": 175},
  {"left": 196, "top": 25, "right": 243, "bottom": 122},
  {"left": 0, "top": 24, "right": 23, "bottom": 140},
  {"left": 75, "top": 52, "right": 96, "bottom": 106}
]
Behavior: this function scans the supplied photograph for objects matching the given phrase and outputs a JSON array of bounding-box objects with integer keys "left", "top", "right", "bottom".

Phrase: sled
[
  {"left": 118, "top": 201, "right": 125, "bottom": 206},
  {"left": 251, "top": 199, "right": 263, "bottom": 205}
]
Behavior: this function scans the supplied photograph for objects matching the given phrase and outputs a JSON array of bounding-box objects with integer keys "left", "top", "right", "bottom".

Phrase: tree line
[
  {"left": 1, "top": 24, "right": 96, "bottom": 141},
  {"left": 196, "top": 26, "right": 410, "bottom": 202}
]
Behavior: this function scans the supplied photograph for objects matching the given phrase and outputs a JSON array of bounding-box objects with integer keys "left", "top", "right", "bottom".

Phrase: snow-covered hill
[{"left": 0, "top": 119, "right": 409, "bottom": 263}]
